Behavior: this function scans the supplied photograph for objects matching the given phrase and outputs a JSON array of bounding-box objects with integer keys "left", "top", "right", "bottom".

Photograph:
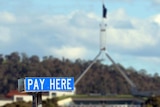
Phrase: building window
[
  {"left": 52, "top": 93, "right": 56, "bottom": 97},
  {"left": 16, "top": 97, "right": 23, "bottom": 101}
]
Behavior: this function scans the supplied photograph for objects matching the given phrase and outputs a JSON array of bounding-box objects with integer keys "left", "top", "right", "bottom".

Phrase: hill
[{"left": 0, "top": 52, "right": 160, "bottom": 96}]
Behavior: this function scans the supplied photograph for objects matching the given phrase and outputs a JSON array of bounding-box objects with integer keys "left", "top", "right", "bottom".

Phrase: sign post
[
  {"left": 32, "top": 93, "right": 37, "bottom": 107},
  {"left": 32, "top": 92, "right": 42, "bottom": 107},
  {"left": 18, "top": 77, "right": 74, "bottom": 107}
]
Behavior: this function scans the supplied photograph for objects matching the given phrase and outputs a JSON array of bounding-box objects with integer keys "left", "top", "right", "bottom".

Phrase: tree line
[{"left": 0, "top": 52, "right": 160, "bottom": 96}]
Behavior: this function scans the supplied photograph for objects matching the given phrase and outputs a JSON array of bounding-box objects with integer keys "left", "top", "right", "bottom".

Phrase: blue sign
[{"left": 24, "top": 77, "right": 74, "bottom": 92}]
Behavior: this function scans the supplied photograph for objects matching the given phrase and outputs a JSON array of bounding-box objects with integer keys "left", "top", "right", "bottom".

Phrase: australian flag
[{"left": 103, "top": 4, "right": 107, "bottom": 18}]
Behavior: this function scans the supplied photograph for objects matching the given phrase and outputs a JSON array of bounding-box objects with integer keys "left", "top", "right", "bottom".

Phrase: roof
[
  {"left": 58, "top": 95, "right": 145, "bottom": 106},
  {"left": 72, "top": 97, "right": 144, "bottom": 105},
  {"left": 72, "top": 97, "right": 145, "bottom": 102},
  {"left": 6, "top": 90, "right": 28, "bottom": 98}
]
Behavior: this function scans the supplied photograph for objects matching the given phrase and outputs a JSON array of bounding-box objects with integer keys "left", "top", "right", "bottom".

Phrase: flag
[{"left": 103, "top": 4, "right": 107, "bottom": 18}]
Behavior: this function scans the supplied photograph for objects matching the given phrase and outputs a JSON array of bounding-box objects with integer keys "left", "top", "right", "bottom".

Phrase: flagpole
[{"left": 102, "top": 0, "right": 104, "bottom": 4}]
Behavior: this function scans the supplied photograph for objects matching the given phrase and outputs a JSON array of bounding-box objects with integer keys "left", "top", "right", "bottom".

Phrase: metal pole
[
  {"left": 105, "top": 52, "right": 136, "bottom": 88},
  {"left": 32, "top": 92, "right": 42, "bottom": 107},
  {"left": 37, "top": 92, "right": 42, "bottom": 107},
  {"left": 32, "top": 93, "right": 37, "bottom": 107},
  {"left": 74, "top": 51, "right": 102, "bottom": 86}
]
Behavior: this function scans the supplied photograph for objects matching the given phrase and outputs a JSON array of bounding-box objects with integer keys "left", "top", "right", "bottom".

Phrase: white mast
[
  {"left": 74, "top": 2, "right": 138, "bottom": 96},
  {"left": 74, "top": 3, "right": 107, "bottom": 86},
  {"left": 100, "top": 3, "right": 107, "bottom": 51}
]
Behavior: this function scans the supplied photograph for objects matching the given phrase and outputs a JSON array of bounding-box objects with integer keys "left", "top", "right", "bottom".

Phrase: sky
[{"left": 0, "top": 0, "right": 160, "bottom": 75}]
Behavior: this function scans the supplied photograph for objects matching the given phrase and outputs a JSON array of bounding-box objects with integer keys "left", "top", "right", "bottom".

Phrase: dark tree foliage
[
  {"left": 145, "top": 96, "right": 160, "bottom": 107},
  {"left": 42, "top": 98, "right": 58, "bottom": 107},
  {"left": 0, "top": 52, "right": 160, "bottom": 96}
]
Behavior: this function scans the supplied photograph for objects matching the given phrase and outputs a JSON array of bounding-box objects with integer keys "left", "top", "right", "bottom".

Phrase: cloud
[
  {"left": 149, "top": 0, "right": 160, "bottom": 10},
  {"left": 0, "top": 6, "right": 159, "bottom": 59},
  {"left": 0, "top": 11, "right": 16, "bottom": 23},
  {"left": 111, "top": 52, "right": 160, "bottom": 74},
  {"left": 0, "top": 26, "right": 11, "bottom": 43},
  {"left": 49, "top": 46, "right": 87, "bottom": 59},
  {"left": 109, "top": 8, "right": 134, "bottom": 29},
  {"left": 152, "top": 0, "right": 160, "bottom": 5},
  {"left": 107, "top": 28, "right": 156, "bottom": 50},
  {"left": 152, "top": 14, "right": 160, "bottom": 25},
  {"left": 105, "top": 8, "right": 159, "bottom": 57},
  {"left": 37, "top": 11, "right": 100, "bottom": 48},
  {"left": 35, "top": 9, "right": 160, "bottom": 59},
  {"left": 0, "top": 10, "right": 99, "bottom": 58}
]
